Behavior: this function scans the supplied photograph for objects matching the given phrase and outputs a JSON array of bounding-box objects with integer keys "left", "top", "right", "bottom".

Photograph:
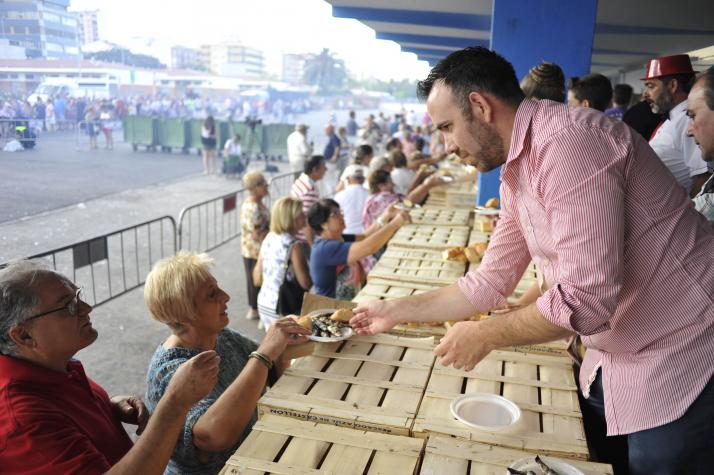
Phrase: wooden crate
[
  {"left": 413, "top": 349, "right": 588, "bottom": 460},
  {"left": 368, "top": 247, "right": 467, "bottom": 286},
  {"left": 352, "top": 277, "right": 444, "bottom": 304},
  {"left": 389, "top": 225, "right": 470, "bottom": 251},
  {"left": 423, "top": 194, "right": 447, "bottom": 208},
  {"left": 220, "top": 415, "right": 424, "bottom": 475},
  {"left": 258, "top": 334, "right": 436, "bottom": 436},
  {"left": 419, "top": 435, "right": 613, "bottom": 475},
  {"left": 408, "top": 207, "right": 471, "bottom": 227}
]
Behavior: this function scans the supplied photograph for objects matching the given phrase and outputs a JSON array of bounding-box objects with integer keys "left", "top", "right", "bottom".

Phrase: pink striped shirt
[
  {"left": 291, "top": 173, "right": 320, "bottom": 242},
  {"left": 458, "top": 99, "right": 714, "bottom": 436}
]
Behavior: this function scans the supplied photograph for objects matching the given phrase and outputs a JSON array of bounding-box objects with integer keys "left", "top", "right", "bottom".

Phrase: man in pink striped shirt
[
  {"left": 291, "top": 155, "right": 326, "bottom": 245},
  {"left": 352, "top": 47, "right": 714, "bottom": 473}
]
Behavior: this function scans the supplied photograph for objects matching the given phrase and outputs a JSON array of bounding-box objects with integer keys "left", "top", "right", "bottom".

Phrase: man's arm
[{"left": 434, "top": 304, "right": 573, "bottom": 370}]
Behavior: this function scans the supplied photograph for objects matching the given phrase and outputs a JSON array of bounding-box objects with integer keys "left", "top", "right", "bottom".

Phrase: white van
[{"left": 27, "top": 76, "right": 119, "bottom": 102}]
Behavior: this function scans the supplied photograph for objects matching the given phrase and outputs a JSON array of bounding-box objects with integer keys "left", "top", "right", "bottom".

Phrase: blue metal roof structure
[{"left": 326, "top": 0, "right": 714, "bottom": 74}]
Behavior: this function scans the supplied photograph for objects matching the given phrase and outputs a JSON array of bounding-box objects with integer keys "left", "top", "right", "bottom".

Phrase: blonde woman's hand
[
  {"left": 390, "top": 209, "right": 411, "bottom": 227},
  {"left": 165, "top": 351, "right": 221, "bottom": 410},
  {"left": 380, "top": 202, "right": 399, "bottom": 222},
  {"left": 258, "top": 316, "right": 311, "bottom": 361}
]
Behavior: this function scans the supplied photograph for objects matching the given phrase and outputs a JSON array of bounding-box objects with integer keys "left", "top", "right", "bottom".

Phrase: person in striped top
[
  {"left": 290, "top": 155, "right": 326, "bottom": 245},
  {"left": 351, "top": 47, "right": 714, "bottom": 474}
]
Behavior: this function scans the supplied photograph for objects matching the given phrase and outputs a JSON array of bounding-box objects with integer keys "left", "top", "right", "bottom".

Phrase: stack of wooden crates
[{"left": 221, "top": 177, "right": 612, "bottom": 475}]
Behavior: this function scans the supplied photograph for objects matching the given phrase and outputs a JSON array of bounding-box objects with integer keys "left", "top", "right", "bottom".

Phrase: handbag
[{"left": 276, "top": 241, "right": 306, "bottom": 316}]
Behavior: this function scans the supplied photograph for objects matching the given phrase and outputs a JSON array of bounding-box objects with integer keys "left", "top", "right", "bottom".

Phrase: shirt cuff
[{"left": 457, "top": 272, "right": 508, "bottom": 313}]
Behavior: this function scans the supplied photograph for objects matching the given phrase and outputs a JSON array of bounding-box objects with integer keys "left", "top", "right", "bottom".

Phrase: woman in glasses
[{"left": 307, "top": 199, "right": 410, "bottom": 299}]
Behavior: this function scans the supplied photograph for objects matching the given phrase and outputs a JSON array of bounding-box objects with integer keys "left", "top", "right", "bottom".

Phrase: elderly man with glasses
[{"left": 0, "top": 261, "right": 220, "bottom": 474}]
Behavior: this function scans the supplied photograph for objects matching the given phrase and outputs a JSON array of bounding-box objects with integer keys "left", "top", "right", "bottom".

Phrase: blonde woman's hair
[
  {"left": 144, "top": 251, "right": 214, "bottom": 332},
  {"left": 270, "top": 197, "right": 303, "bottom": 234},
  {"left": 243, "top": 171, "right": 265, "bottom": 190}
]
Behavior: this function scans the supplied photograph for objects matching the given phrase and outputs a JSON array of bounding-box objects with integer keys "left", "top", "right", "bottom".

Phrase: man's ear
[
  {"left": 667, "top": 78, "right": 680, "bottom": 94},
  {"left": 8, "top": 325, "right": 36, "bottom": 351},
  {"left": 468, "top": 92, "right": 494, "bottom": 122}
]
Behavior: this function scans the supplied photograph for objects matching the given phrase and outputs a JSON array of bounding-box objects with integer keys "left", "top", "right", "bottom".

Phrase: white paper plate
[
  {"left": 450, "top": 393, "right": 521, "bottom": 431},
  {"left": 508, "top": 456, "right": 585, "bottom": 475},
  {"left": 395, "top": 202, "right": 421, "bottom": 210},
  {"left": 475, "top": 207, "right": 500, "bottom": 216},
  {"left": 305, "top": 308, "right": 354, "bottom": 342}
]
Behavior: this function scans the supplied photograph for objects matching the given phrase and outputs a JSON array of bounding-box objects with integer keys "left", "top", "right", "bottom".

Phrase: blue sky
[{"left": 70, "top": 0, "right": 432, "bottom": 81}]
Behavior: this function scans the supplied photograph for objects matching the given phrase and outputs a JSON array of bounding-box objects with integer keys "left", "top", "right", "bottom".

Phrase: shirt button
[
  {"left": 526, "top": 225, "right": 533, "bottom": 233},
  {"left": 543, "top": 260, "right": 550, "bottom": 267}
]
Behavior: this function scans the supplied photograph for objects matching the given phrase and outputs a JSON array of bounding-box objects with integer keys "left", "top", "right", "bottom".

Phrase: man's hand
[
  {"left": 165, "top": 351, "right": 221, "bottom": 411},
  {"left": 433, "top": 321, "right": 494, "bottom": 371},
  {"left": 111, "top": 395, "right": 149, "bottom": 435},
  {"left": 350, "top": 299, "right": 400, "bottom": 335}
]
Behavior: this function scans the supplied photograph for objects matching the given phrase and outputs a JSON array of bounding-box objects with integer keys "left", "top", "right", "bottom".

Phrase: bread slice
[
  {"left": 484, "top": 198, "right": 499, "bottom": 208},
  {"left": 297, "top": 316, "right": 313, "bottom": 331},
  {"left": 330, "top": 308, "right": 354, "bottom": 323}
]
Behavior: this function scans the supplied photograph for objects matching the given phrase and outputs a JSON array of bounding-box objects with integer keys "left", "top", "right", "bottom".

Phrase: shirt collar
[
  {"left": 667, "top": 99, "right": 688, "bottom": 121},
  {"left": 505, "top": 99, "right": 537, "bottom": 165},
  {"left": 0, "top": 354, "right": 84, "bottom": 385}
]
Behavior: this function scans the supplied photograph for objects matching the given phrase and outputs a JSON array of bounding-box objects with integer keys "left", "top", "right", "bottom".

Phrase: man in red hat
[
  {"left": 687, "top": 66, "right": 714, "bottom": 222},
  {"left": 643, "top": 54, "right": 710, "bottom": 196}
]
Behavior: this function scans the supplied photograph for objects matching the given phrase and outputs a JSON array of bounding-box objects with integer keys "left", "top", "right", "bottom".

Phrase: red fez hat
[{"left": 642, "top": 54, "right": 695, "bottom": 80}]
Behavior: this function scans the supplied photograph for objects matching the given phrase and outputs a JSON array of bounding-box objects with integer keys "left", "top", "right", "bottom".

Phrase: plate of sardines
[{"left": 297, "top": 308, "right": 354, "bottom": 342}]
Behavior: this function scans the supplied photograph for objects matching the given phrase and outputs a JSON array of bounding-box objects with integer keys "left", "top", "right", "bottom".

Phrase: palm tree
[{"left": 302, "top": 48, "right": 347, "bottom": 93}]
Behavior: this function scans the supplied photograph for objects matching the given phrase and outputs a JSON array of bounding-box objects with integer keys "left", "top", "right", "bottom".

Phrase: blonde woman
[
  {"left": 240, "top": 171, "right": 269, "bottom": 321},
  {"left": 254, "top": 197, "right": 312, "bottom": 329},
  {"left": 144, "top": 251, "right": 310, "bottom": 474}
]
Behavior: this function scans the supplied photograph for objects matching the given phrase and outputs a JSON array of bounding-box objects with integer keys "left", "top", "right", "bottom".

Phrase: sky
[{"left": 69, "top": 0, "right": 432, "bottom": 82}]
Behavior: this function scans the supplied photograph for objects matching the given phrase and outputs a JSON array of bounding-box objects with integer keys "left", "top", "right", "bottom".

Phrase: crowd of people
[{"left": 2, "top": 45, "right": 714, "bottom": 475}]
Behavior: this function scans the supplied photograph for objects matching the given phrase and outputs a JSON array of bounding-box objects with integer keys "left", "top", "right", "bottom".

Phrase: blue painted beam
[
  {"left": 401, "top": 46, "right": 453, "bottom": 58},
  {"left": 375, "top": 32, "right": 487, "bottom": 49},
  {"left": 332, "top": 6, "right": 491, "bottom": 30},
  {"left": 595, "top": 23, "right": 714, "bottom": 35}
]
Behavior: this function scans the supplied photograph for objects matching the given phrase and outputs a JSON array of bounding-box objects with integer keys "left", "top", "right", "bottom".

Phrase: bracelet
[{"left": 249, "top": 351, "right": 274, "bottom": 370}]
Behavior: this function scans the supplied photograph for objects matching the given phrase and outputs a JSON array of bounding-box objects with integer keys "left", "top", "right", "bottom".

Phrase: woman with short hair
[
  {"left": 240, "top": 171, "right": 270, "bottom": 321},
  {"left": 144, "top": 251, "right": 310, "bottom": 475},
  {"left": 254, "top": 197, "right": 312, "bottom": 329}
]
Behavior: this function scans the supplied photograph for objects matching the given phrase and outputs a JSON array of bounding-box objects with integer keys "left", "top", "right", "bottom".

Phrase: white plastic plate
[
  {"left": 508, "top": 456, "right": 585, "bottom": 475},
  {"left": 395, "top": 202, "right": 421, "bottom": 210},
  {"left": 475, "top": 207, "right": 500, "bottom": 216},
  {"left": 305, "top": 308, "right": 354, "bottom": 342},
  {"left": 450, "top": 393, "right": 521, "bottom": 431}
]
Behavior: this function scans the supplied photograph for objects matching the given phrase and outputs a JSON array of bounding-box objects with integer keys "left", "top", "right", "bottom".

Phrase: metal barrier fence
[
  {"left": 21, "top": 216, "right": 176, "bottom": 307},
  {"left": 177, "top": 188, "right": 248, "bottom": 253}
]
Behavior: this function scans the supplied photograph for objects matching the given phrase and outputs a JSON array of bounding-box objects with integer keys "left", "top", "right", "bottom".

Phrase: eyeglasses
[
  {"left": 25, "top": 287, "right": 84, "bottom": 323},
  {"left": 329, "top": 210, "right": 343, "bottom": 218}
]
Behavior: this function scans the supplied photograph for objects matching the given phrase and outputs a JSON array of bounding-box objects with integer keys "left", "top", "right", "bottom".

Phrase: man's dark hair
[
  {"left": 414, "top": 137, "right": 425, "bottom": 152},
  {"left": 568, "top": 74, "right": 613, "bottom": 112},
  {"left": 389, "top": 150, "right": 407, "bottom": 168},
  {"left": 304, "top": 155, "right": 325, "bottom": 175},
  {"left": 661, "top": 73, "right": 696, "bottom": 95},
  {"left": 307, "top": 198, "right": 339, "bottom": 234},
  {"left": 699, "top": 66, "right": 714, "bottom": 111},
  {"left": 613, "top": 84, "right": 633, "bottom": 107},
  {"left": 354, "top": 144, "right": 373, "bottom": 164},
  {"left": 385, "top": 138, "right": 401, "bottom": 152},
  {"left": 416, "top": 46, "right": 525, "bottom": 116},
  {"left": 520, "top": 61, "right": 566, "bottom": 102}
]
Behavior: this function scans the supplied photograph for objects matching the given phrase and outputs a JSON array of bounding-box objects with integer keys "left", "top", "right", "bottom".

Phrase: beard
[
  {"left": 649, "top": 89, "right": 675, "bottom": 115},
  {"left": 461, "top": 115, "right": 506, "bottom": 172}
]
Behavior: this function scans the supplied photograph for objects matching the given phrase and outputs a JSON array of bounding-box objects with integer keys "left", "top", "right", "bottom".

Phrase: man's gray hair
[{"left": 0, "top": 261, "right": 56, "bottom": 355}]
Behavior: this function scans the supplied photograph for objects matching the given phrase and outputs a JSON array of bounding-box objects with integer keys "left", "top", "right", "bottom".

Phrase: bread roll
[
  {"left": 484, "top": 198, "right": 499, "bottom": 208},
  {"left": 330, "top": 308, "right": 354, "bottom": 323},
  {"left": 463, "top": 247, "right": 480, "bottom": 263},
  {"left": 297, "top": 316, "right": 313, "bottom": 331}
]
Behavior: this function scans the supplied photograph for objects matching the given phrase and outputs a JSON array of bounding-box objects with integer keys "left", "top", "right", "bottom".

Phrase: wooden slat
[
  {"left": 388, "top": 225, "right": 470, "bottom": 250},
  {"left": 407, "top": 207, "right": 471, "bottom": 226},
  {"left": 419, "top": 436, "right": 613, "bottom": 475}
]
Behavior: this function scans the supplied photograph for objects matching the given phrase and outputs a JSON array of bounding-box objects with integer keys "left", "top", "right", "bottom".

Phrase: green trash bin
[
  {"left": 216, "top": 121, "right": 231, "bottom": 156},
  {"left": 187, "top": 119, "right": 205, "bottom": 155},
  {"left": 157, "top": 118, "right": 189, "bottom": 153},
  {"left": 126, "top": 116, "right": 158, "bottom": 151},
  {"left": 262, "top": 123, "right": 294, "bottom": 159}
]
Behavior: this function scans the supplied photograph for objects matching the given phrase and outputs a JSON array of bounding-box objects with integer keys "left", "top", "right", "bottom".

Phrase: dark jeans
[
  {"left": 583, "top": 369, "right": 714, "bottom": 475},
  {"left": 242, "top": 257, "right": 258, "bottom": 310}
]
